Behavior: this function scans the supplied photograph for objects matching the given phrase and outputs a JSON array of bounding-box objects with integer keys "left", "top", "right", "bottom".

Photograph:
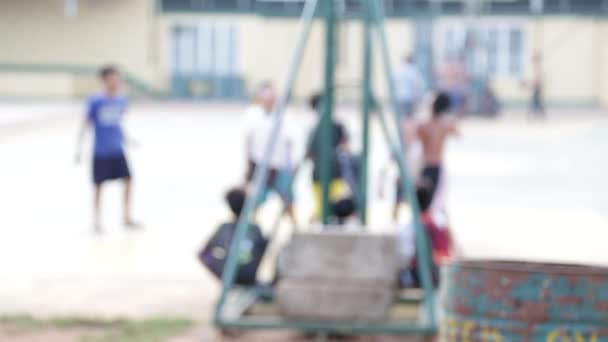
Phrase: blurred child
[
  {"left": 306, "top": 93, "right": 352, "bottom": 221},
  {"left": 394, "top": 55, "right": 426, "bottom": 119},
  {"left": 480, "top": 81, "right": 500, "bottom": 117},
  {"left": 76, "top": 65, "right": 138, "bottom": 233},
  {"left": 523, "top": 53, "right": 546, "bottom": 118},
  {"left": 198, "top": 188, "right": 267, "bottom": 286},
  {"left": 397, "top": 92, "right": 459, "bottom": 288},
  {"left": 438, "top": 54, "right": 469, "bottom": 115},
  {"left": 242, "top": 81, "right": 296, "bottom": 227},
  {"left": 415, "top": 92, "right": 459, "bottom": 208}
]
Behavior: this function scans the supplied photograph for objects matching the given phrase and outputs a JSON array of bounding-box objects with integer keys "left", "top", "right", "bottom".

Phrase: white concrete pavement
[{"left": 0, "top": 102, "right": 607, "bottom": 321}]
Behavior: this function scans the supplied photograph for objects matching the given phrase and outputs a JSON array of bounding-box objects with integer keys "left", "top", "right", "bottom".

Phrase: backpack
[{"left": 198, "top": 222, "right": 268, "bottom": 286}]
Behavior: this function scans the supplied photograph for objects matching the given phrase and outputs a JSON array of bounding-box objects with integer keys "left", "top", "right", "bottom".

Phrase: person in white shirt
[
  {"left": 394, "top": 55, "right": 426, "bottom": 119},
  {"left": 242, "top": 81, "right": 297, "bottom": 226}
]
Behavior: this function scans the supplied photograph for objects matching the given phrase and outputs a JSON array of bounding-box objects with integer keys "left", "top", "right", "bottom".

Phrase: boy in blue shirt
[{"left": 76, "top": 65, "right": 138, "bottom": 233}]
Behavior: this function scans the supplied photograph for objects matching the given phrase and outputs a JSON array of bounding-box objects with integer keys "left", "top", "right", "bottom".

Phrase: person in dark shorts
[
  {"left": 415, "top": 92, "right": 459, "bottom": 208},
  {"left": 76, "top": 65, "right": 139, "bottom": 233}
]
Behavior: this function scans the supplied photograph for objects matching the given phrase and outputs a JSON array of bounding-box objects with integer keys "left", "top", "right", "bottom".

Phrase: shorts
[
  {"left": 93, "top": 154, "right": 131, "bottom": 185},
  {"left": 416, "top": 165, "right": 441, "bottom": 212},
  {"left": 246, "top": 160, "right": 294, "bottom": 206}
]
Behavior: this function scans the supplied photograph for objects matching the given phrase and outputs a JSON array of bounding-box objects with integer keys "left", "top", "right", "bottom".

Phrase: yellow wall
[
  {"left": 600, "top": 20, "right": 608, "bottom": 107},
  {"left": 528, "top": 17, "right": 598, "bottom": 104},
  {"left": 159, "top": 15, "right": 413, "bottom": 100},
  {"left": 158, "top": 14, "right": 606, "bottom": 105},
  {"left": 0, "top": 2, "right": 606, "bottom": 106},
  {"left": 0, "top": 0, "right": 161, "bottom": 96},
  {"left": 0, "top": 73, "right": 73, "bottom": 97},
  {"left": 434, "top": 16, "right": 602, "bottom": 106}
]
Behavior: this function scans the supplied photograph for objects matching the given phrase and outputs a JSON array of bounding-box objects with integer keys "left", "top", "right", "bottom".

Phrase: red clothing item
[{"left": 421, "top": 213, "right": 453, "bottom": 264}]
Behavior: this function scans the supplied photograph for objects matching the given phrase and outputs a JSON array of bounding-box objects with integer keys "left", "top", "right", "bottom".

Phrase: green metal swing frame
[{"left": 213, "top": 0, "right": 438, "bottom": 335}]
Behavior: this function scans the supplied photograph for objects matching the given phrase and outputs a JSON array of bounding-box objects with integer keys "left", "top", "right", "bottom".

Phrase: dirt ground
[
  {"left": 1, "top": 103, "right": 607, "bottom": 341},
  {"left": 0, "top": 328, "right": 94, "bottom": 342},
  {"left": 0, "top": 325, "right": 436, "bottom": 342}
]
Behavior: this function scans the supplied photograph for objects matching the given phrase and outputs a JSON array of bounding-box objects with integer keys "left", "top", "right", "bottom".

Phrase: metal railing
[{"left": 0, "top": 63, "right": 165, "bottom": 98}]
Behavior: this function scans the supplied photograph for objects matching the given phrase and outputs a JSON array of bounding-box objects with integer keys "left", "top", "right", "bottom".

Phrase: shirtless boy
[{"left": 415, "top": 92, "right": 459, "bottom": 210}]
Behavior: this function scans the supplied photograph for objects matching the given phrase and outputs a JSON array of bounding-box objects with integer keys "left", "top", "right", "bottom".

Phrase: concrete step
[
  {"left": 276, "top": 231, "right": 400, "bottom": 321},
  {"left": 278, "top": 231, "right": 400, "bottom": 282},
  {"left": 276, "top": 279, "right": 395, "bottom": 322}
]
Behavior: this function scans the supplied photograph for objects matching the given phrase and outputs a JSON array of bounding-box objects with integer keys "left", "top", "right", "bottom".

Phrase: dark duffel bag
[{"left": 198, "top": 222, "right": 268, "bottom": 286}]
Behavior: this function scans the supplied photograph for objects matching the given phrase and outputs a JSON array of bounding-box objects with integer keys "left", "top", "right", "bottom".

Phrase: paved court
[{"left": 0, "top": 102, "right": 607, "bottom": 325}]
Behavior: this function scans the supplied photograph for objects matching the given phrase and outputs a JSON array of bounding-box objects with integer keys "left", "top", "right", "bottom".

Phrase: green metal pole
[
  {"left": 373, "top": 103, "right": 438, "bottom": 330},
  {"left": 359, "top": 0, "right": 373, "bottom": 224},
  {"left": 369, "top": 0, "right": 437, "bottom": 328},
  {"left": 214, "top": 0, "right": 320, "bottom": 324},
  {"left": 320, "top": 0, "right": 336, "bottom": 225}
]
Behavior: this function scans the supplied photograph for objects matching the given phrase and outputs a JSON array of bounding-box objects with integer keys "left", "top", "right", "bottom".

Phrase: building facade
[{"left": 0, "top": 0, "right": 607, "bottom": 107}]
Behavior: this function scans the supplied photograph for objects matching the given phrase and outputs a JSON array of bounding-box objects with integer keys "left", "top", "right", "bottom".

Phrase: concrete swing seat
[{"left": 275, "top": 229, "right": 400, "bottom": 322}]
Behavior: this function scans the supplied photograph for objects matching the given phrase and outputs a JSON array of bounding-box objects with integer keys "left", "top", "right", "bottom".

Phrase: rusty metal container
[{"left": 440, "top": 260, "right": 608, "bottom": 341}]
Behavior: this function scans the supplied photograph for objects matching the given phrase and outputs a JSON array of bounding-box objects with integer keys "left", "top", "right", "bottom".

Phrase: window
[
  {"left": 64, "top": 0, "right": 78, "bottom": 17},
  {"left": 172, "top": 25, "right": 197, "bottom": 75},
  {"left": 487, "top": 28, "right": 498, "bottom": 75},
  {"left": 170, "top": 23, "right": 240, "bottom": 77},
  {"left": 508, "top": 28, "right": 523, "bottom": 75},
  {"left": 435, "top": 21, "right": 526, "bottom": 78}
]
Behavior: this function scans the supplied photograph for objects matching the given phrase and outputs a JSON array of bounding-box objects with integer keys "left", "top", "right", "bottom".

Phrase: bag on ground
[{"left": 198, "top": 222, "right": 268, "bottom": 286}]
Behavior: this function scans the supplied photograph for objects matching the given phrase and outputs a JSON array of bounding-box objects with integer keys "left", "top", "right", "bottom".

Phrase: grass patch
[
  {"left": 0, "top": 314, "right": 194, "bottom": 342},
  {"left": 0, "top": 314, "right": 46, "bottom": 332},
  {"left": 83, "top": 318, "right": 194, "bottom": 342}
]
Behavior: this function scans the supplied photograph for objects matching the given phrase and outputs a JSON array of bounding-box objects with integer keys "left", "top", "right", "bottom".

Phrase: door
[{"left": 170, "top": 22, "right": 244, "bottom": 100}]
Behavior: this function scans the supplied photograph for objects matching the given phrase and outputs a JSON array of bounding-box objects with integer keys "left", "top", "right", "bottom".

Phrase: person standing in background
[
  {"left": 528, "top": 52, "right": 546, "bottom": 118},
  {"left": 383, "top": 55, "right": 425, "bottom": 222},
  {"left": 76, "top": 65, "right": 139, "bottom": 234},
  {"left": 438, "top": 53, "right": 469, "bottom": 116},
  {"left": 306, "top": 93, "right": 351, "bottom": 222},
  {"left": 393, "top": 55, "right": 427, "bottom": 119}
]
